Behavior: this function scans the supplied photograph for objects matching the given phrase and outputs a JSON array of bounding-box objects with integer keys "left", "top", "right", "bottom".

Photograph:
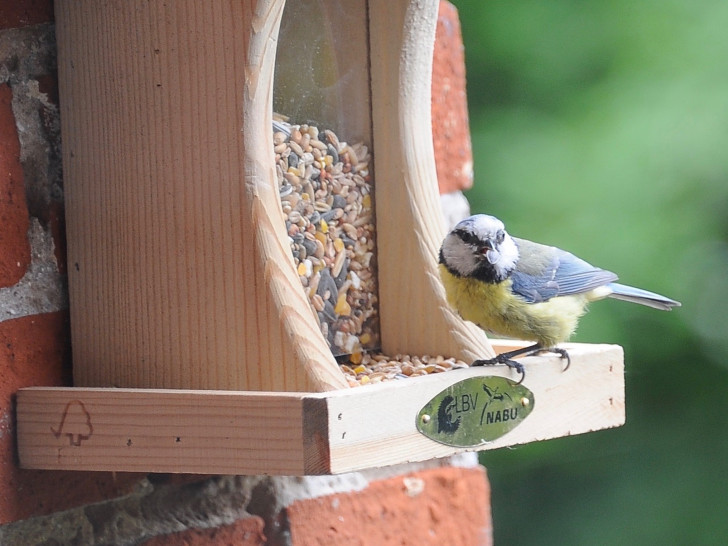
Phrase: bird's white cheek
[
  {"left": 443, "top": 238, "right": 481, "bottom": 276},
  {"left": 489, "top": 236, "right": 519, "bottom": 278},
  {"left": 499, "top": 237, "right": 519, "bottom": 265}
]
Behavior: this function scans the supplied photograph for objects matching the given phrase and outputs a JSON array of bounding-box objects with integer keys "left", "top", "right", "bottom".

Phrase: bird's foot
[
  {"left": 472, "top": 354, "right": 527, "bottom": 385},
  {"left": 470, "top": 343, "right": 571, "bottom": 383},
  {"left": 527, "top": 347, "right": 571, "bottom": 372}
]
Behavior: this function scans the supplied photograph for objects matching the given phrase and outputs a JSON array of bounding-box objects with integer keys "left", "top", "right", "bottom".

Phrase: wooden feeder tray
[
  {"left": 17, "top": 0, "right": 625, "bottom": 474},
  {"left": 18, "top": 341, "right": 623, "bottom": 475}
]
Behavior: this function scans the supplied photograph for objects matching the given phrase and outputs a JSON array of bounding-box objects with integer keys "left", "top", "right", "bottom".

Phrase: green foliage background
[{"left": 449, "top": 1, "right": 728, "bottom": 543}]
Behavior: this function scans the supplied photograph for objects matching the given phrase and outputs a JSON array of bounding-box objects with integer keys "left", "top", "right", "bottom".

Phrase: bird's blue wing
[{"left": 510, "top": 238, "right": 618, "bottom": 303}]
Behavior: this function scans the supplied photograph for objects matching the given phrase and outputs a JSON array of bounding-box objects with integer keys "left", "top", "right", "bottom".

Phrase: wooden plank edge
[
  {"left": 302, "top": 396, "right": 332, "bottom": 474},
  {"left": 16, "top": 388, "right": 311, "bottom": 475}
]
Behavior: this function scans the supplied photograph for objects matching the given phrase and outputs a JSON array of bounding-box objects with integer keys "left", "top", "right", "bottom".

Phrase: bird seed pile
[
  {"left": 274, "top": 117, "right": 379, "bottom": 356},
  {"left": 339, "top": 352, "right": 470, "bottom": 387},
  {"left": 274, "top": 117, "right": 470, "bottom": 385}
]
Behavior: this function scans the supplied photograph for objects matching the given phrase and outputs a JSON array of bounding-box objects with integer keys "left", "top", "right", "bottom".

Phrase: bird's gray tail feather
[{"left": 607, "top": 283, "right": 680, "bottom": 311}]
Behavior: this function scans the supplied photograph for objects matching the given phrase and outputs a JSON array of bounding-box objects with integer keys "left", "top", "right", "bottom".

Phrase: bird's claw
[
  {"left": 527, "top": 347, "right": 571, "bottom": 372},
  {"left": 471, "top": 355, "right": 526, "bottom": 385},
  {"left": 551, "top": 348, "right": 571, "bottom": 371},
  {"left": 470, "top": 345, "right": 571, "bottom": 384}
]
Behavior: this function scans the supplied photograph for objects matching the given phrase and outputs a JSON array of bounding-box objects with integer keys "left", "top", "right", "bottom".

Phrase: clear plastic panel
[
  {"left": 274, "top": 0, "right": 371, "bottom": 142},
  {"left": 273, "top": 0, "right": 379, "bottom": 357}
]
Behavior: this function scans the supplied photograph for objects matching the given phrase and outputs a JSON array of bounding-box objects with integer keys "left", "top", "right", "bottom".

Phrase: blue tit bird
[{"left": 438, "top": 214, "right": 680, "bottom": 381}]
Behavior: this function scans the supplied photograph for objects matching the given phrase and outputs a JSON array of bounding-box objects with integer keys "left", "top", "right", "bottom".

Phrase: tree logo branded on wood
[
  {"left": 51, "top": 400, "right": 93, "bottom": 446},
  {"left": 417, "top": 376, "right": 534, "bottom": 447}
]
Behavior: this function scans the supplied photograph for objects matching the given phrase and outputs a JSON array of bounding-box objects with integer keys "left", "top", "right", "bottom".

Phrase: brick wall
[{"left": 0, "top": 2, "right": 489, "bottom": 544}]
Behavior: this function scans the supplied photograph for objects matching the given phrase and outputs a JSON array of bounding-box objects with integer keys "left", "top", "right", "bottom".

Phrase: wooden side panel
[
  {"left": 369, "top": 0, "right": 495, "bottom": 361},
  {"left": 17, "top": 387, "right": 311, "bottom": 475},
  {"left": 325, "top": 343, "right": 625, "bottom": 473},
  {"left": 56, "top": 0, "right": 346, "bottom": 392}
]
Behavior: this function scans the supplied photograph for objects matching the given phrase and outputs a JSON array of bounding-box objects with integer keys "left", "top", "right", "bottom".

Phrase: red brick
[
  {"left": 0, "top": 312, "right": 145, "bottom": 523},
  {"left": 0, "top": 84, "right": 31, "bottom": 288},
  {"left": 0, "top": 0, "right": 54, "bottom": 30},
  {"left": 140, "top": 516, "right": 267, "bottom": 546},
  {"left": 432, "top": 1, "right": 474, "bottom": 195},
  {"left": 287, "top": 466, "right": 492, "bottom": 545}
]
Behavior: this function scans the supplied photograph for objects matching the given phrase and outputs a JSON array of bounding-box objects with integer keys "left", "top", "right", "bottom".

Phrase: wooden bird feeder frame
[{"left": 17, "top": 0, "right": 624, "bottom": 475}]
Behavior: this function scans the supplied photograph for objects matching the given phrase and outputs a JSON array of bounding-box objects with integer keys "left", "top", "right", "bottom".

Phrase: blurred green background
[{"left": 448, "top": 0, "right": 728, "bottom": 543}]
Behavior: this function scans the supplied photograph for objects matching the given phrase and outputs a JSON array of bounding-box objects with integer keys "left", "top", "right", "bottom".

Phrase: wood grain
[
  {"left": 56, "top": 0, "right": 346, "bottom": 392},
  {"left": 18, "top": 387, "right": 311, "bottom": 475}
]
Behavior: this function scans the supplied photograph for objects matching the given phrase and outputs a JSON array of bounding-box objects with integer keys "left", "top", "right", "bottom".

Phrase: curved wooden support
[
  {"left": 242, "top": 1, "right": 347, "bottom": 392},
  {"left": 370, "top": 0, "right": 495, "bottom": 361}
]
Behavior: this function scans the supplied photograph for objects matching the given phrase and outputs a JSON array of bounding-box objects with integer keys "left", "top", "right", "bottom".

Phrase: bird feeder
[{"left": 17, "top": 0, "right": 624, "bottom": 475}]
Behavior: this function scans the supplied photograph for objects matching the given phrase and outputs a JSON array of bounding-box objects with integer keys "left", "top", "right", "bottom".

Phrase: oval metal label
[{"left": 416, "top": 376, "right": 535, "bottom": 447}]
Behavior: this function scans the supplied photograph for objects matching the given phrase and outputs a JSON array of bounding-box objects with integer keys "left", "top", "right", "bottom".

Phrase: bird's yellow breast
[{"left": 438, "top": 264, "right": 589, "bottom": 348}]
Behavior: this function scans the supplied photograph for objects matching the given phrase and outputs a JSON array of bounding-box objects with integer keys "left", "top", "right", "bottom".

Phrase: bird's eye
[
  {"left": 495, "top": 230, "right": 505, "bottom": 244},
  {"left": 456, "top": 229, "right": 481, "bottom": 248}
]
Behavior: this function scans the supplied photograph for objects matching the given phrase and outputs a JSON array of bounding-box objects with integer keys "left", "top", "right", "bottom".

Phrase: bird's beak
[{"left": 480, "top": 239, "right": 501, "bottom": 264}]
